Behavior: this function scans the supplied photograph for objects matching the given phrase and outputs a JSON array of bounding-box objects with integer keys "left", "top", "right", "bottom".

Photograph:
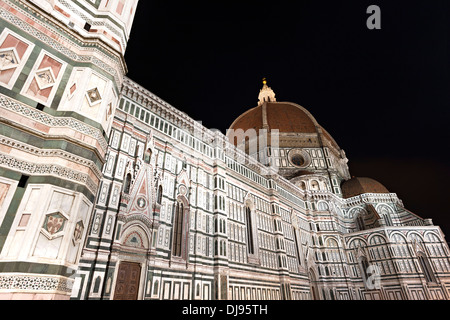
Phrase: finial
[{"left": 262, "top": 77, "right": 267, "bottom": 85}]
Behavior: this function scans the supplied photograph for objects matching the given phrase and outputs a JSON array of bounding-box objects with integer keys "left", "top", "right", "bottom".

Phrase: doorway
[{"left": 114, "top": 261, "right": 141, "bottom": 300}]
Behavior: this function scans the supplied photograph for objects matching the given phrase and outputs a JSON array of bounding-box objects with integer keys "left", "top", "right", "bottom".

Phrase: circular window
[
  {"left": 288, "top": 149, "right": 310, "bottom": 168},
  {"left": 291, "top": 154, "right": 305, "bottom": 167}
]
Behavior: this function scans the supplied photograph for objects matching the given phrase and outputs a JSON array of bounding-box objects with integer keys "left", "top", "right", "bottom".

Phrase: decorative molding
[
  {"left": 0, "top": 152, "right": 98, "bottom": 195},
  {"left": 0, "top": 274, "right": 73, "bottom": 293},
  {"left": 58, "top": 0, "right": 126, "bottom": 46},
  {"left": 0, "top": 93, "right": 108, "bottom": 152},
  {"left": 0, "top": 1, "right": 125, "bottom": 85},
  {"left": 117, "top": 213, "right": 154, "bottom": 230},
  {"left": 0, "top": 134, "right": 103, "bottom": 180}
]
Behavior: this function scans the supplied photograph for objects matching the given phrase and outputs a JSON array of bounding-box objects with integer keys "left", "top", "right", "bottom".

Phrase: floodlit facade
[{"left": 0, "top": 0, "right": 449, "bottom": 300}]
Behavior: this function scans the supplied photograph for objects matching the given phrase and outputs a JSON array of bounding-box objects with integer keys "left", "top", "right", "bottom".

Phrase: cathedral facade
[{"left": 0, "top": 0, "right": 449, "bottom": 300}]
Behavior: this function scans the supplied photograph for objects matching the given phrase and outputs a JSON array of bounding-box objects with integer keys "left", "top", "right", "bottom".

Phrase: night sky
[{"left": 124, "top": 1, "right": 450, "bottom": 237}]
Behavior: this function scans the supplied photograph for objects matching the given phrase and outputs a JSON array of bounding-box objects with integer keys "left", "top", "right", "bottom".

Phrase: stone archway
[{"left": 112, "top": 225, "right": 149, "bottom": 300}]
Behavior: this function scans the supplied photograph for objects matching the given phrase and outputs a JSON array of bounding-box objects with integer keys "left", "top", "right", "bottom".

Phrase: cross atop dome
[{"left": 258, "top": 77, "right": 276, "bottom": 106}]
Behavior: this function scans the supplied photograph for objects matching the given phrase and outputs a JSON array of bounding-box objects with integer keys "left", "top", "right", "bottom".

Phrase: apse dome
[{"left": 341, "top": 177, "right": 390, "bottom": 198}]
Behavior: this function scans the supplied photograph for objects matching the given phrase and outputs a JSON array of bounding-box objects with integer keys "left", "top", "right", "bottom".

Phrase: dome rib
[
  {"left": 228, "top": 102, "right": 319, "bottom": 134},
  {"left": 227, "top": 100, "right": 341, "bottom": 152}
]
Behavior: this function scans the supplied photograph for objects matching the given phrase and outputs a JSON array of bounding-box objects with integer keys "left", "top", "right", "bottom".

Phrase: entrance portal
[{"left": 114, "top": 261, "right": 141, "bottom": 300}]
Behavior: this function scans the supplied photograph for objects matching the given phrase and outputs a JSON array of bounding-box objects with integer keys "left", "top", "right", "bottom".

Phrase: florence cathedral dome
[{"left": 226, "top": 79, "right": 351, "bottom": 185}]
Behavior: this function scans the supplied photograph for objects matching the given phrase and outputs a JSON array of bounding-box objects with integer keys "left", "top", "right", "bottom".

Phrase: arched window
[
  {"left": 144, "top": 148, "right": 152, "bottom": 164},
  {"left": 93, "top": 276, "right": 101, "bottom": 293},
  {"left": 318, "top": 201, "right": 329, "bottom": 211},
  {"left": 245, "top": 206, "right": 254, "bottom": 255},
  {"left": 418, "top": 252, "right": 436, "bottom": 283},
  {"left": 157, "top": 185, "right": 163, "bottom": 204},
  {"left": 309, "top": 269, "right": 319, "bottom": 300},
  {"left": 359, "top": 256, "right": 370, "bottom": 281},
  {"left": 383, "top": 214, "right": 393, "bottom": 226},
  {"left": 172, "top": 201, "right": 184, "bottom": 257},
  {"left": 356, "top": 214, "right": 365, "bottom": 231},
  {"left": 124, "top": 173, "right": 132, "bottom": 194},
  {"left": 293, "top": 230, "right": 302, "bottom": 265},
  {"left": 379, "top": 206, "right": 394, "bottom": 226},
  {"left": 310, "top": 180, "right": 319, "bottom": 190}
]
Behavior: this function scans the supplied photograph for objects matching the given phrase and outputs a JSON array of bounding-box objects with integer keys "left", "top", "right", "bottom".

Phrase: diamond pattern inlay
[
  {"left": 86, "top": 87, "right": 102, "bottom": 106},
  {"left": 35, "top": 67, "right": 55, "bottom": 90},
  {"left": 0, "top": 48, "right": 19, "bottom": 71}
]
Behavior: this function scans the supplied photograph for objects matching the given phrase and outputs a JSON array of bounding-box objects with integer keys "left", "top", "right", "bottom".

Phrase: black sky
[{"left": 124, "top": 0, "right": 450, "bottom": 237}]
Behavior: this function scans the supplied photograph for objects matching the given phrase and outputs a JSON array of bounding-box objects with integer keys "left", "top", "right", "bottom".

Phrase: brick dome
[
  {"left": 341, "top": 177, "right": 390, "bottom": 198},
  {"left": 226, "top": 80, "right": 342, "bottom": 154},
  {"left": 228, "top": 102, "right": 318, "bottom": 134},
  {"left": 227, "top": 101, "right": 341, "bottom": 151}
]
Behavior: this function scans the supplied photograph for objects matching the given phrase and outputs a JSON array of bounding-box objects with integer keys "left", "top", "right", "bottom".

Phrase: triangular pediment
[{"left": 124, "top": 164, "right": 154, "bottom": 216}]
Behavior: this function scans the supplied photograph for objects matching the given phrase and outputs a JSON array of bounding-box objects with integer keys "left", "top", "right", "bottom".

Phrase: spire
[{"left": 258, "top": 78, "right": 276, "bottom": 106}]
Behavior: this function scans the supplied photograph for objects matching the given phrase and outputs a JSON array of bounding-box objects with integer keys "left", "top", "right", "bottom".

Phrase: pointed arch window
[
  {"left": 172, "top": 201, "right": 184, "bottom": 257},
  {"left": 383, "top": 213, "right": 393, "bottom": 226},
  {"left": 382, "top": 209, "right": 393, "bottom": 226},
  {"left": 309, "top": 269, "right": 319, "bottom": 300},
  {"left": 157, "top": 185, "right": 163, "bottom": 204},
  {"left": 356, "top": 214, "right": 365, "bottom": 231},
  {"left": 293, "top": 229, "right": 302, "bottom": 266},
  {"left": 418, "top": 252, "right": 436, "bottom": 283},
  {"left": 124, "top": 173, "right": 132, "bottom": 194},
  {"left": 245, "top": 206, "right": 254, "bottom": 255},
  {"left": 359, "top": 255, "right": 370, "bottom": 281},
  {"left": 144, "top": 148, "right": 152, "bottom": 164}
]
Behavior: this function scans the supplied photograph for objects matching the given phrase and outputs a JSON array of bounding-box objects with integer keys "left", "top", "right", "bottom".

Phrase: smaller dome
[{"left": 341, "top": 177, "right": 390, "bottom": 198}]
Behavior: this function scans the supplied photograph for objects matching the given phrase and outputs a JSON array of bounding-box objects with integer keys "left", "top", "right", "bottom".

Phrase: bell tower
[
  {"left": 28, "top": 0, "right": 138, "bottom": 55},
  {"left": 0, "top": 0, "right": 138, "bottom": 299}
]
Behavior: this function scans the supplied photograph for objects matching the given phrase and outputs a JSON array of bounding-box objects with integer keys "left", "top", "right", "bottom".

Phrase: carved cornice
[
  {"left": 0, "top": 152, "right": 98, "bottom": 195},
  {"left": 0, "top": 134, "right": 103, "bottom": 181},
  {"left": 0, "top": 94, "right": 108, "bottom": 154}
]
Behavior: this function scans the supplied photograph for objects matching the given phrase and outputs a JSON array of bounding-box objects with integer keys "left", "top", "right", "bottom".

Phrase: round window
[{"left": 291, "top": 154, "right": 305, "bottom": 167}]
